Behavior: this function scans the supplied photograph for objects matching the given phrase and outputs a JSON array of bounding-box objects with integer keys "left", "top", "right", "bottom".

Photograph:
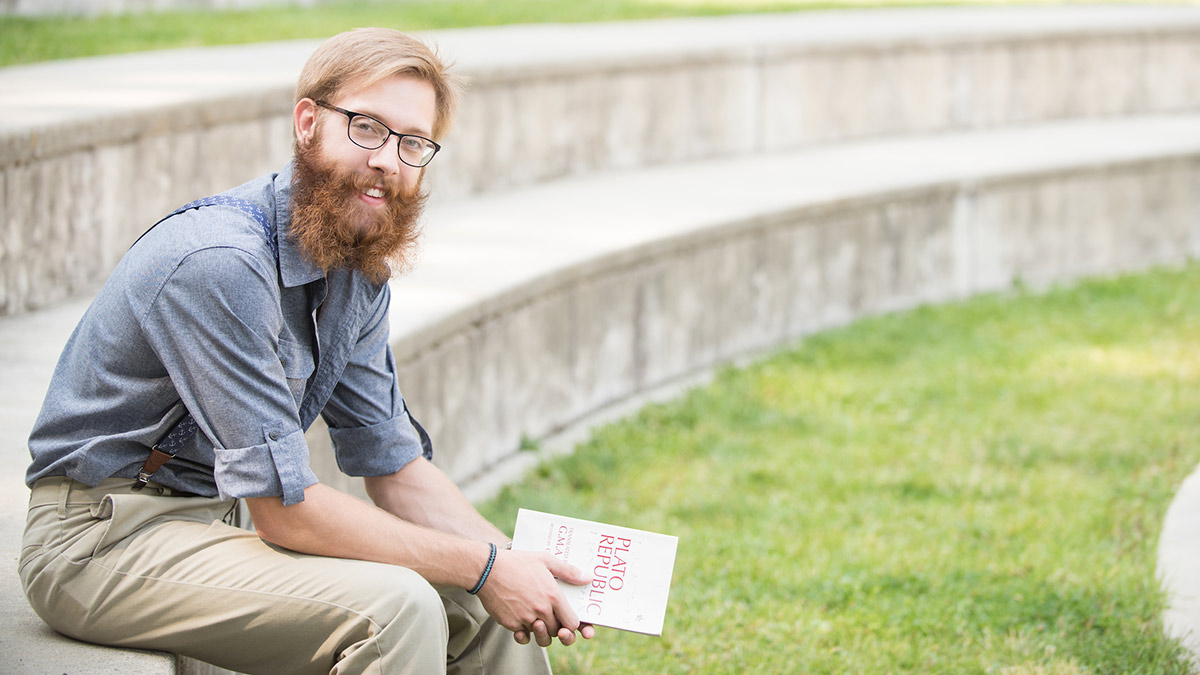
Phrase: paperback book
[{"left": 511, "top": 508, "right": 678, "bottom": 636}]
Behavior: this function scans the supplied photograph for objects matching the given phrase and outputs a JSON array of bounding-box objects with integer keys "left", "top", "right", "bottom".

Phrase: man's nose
[{"left": 367, "top": 135, "right": 402, "bottom": 175}]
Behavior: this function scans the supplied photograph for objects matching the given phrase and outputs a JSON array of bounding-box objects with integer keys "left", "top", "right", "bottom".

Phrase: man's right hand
[{"left": 475, "top": 549, "right": 594, "bottom": 647}]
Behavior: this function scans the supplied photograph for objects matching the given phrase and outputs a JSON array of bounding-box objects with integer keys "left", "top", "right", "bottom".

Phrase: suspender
[
  {"left": 130, "top": 195, "right": 277, "bottom": 258},
  {"left": 132, "top": 196, "right": 272, "bottom": 491},
  {"left": 131, "top": 195, "right": 433, "bottom": 491}
]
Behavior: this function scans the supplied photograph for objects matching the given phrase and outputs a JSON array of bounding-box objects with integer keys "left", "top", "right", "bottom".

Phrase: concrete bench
[
  {"left": 4, "top": 113, "right": 1199, "bottom": 672},
  {"left": 4, "top": 6, "right": 1200, "bottom": 315}
]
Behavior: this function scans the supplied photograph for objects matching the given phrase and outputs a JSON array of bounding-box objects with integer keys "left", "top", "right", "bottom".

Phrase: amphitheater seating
[{"left": 2, "top": 7, "right": 1199, "bottom": 672}]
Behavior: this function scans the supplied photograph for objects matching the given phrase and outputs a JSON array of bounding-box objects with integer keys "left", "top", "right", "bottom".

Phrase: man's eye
[{"left": 400, "top": 137, "right": 424, "bottom": 150}]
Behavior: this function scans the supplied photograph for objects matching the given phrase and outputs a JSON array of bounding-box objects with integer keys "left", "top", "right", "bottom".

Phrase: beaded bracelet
[{"left": 469, "top": 542, "right": 498, "bottom": 595}]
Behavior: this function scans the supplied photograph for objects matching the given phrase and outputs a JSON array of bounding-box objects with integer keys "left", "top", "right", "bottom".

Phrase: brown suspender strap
[
  {"left": 131, "top": 414, "right": 199, "bottom": 491},
  {"left": 133, "top": 447, "right": 176, "bottom": 490}
]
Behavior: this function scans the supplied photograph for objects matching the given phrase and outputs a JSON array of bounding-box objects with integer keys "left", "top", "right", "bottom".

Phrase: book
[{"left": 511, "top": 508, "right": 679, "bottom": 636}]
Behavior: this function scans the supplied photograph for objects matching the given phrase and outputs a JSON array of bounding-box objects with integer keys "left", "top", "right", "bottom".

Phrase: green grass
[
  {"left": 3, "top": 0, "right": 1196, "bottom": 67},
  {"left": 479, "top": 264, "right": 1200, "bottom": 673}
]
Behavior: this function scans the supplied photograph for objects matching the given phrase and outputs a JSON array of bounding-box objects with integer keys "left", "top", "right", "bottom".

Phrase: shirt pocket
[{"left": 277, "top": 336, "right": 316, "bottom": 406}]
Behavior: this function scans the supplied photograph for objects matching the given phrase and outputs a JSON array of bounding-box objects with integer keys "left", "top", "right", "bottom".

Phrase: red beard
[{"left": 289, "top": 136, "right": 427, "bottom": 284}]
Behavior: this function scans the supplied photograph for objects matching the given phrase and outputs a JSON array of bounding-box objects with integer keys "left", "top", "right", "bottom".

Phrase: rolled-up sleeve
[
  {"left": 134, "top": 246, "right": 319, "bottom": 505},
  {"left": 322, "top": 284, "right": 425, "bottom": 476}
]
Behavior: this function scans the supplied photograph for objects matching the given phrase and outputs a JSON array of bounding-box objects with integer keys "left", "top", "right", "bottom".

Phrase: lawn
[
  {"left": 478, "top": 264, "right": 1200, "bottom": 673},
  {"left": 1, "top": 0, "right": 1191, "bottom": 66}
]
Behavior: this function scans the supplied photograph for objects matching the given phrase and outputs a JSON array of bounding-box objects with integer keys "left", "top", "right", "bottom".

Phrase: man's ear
[{"left": 294, "top": 98, "right": 318, "bottom": 147}]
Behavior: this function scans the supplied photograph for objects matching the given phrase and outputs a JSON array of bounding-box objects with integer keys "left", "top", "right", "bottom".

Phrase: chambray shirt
[{"left": 26, "top": 162, "right": 427, "bottom": 505}]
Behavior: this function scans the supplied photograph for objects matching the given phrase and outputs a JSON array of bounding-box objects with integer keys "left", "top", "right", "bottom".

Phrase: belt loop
[{"left": 56, "top": 479, "right": 71, "bottom": 519}]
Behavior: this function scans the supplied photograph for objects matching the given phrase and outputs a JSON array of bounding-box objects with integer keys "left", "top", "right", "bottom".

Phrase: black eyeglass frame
[{"left": 314, "top": 100, "right": 441, "bottom": 168}]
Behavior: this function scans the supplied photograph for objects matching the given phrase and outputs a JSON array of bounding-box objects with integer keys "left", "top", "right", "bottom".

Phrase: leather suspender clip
[
  {"left": 132, "top": 413, "right": 199, "bottom": 491},
  {"left": 132, "top": 447, "right": 177, "bottom": 491}
]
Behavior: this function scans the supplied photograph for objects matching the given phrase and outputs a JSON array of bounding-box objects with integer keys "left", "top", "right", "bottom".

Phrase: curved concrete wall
[
  {"left": 305, "top": 116, "right": 1200, "bottom": 493},
  {"left": 3, "top": 7, "right": 1200, "bottom": 314}
]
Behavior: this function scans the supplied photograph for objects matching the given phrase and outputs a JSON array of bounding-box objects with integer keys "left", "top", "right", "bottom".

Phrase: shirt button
[{"left": 269, "top": 431, "right": 280, "bottom": 441}]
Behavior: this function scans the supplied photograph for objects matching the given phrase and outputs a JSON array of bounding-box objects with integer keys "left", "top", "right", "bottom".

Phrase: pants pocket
[
  {"left": 20, "top": 498, "right": 114, "bottom": 567},
  {"left": 17, "top": 543, "right": 44, "bottom": 578},
  {"left": 19, "top": 500, "right": 114, "bottom": 634},
  {"left": 47, "top": 492, "right": 154, "bottom": 566}
]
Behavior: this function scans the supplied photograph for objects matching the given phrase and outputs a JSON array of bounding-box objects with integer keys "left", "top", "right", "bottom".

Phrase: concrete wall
[
  {"left": 1, "top": 113, "right": 295, "bottom": 312},
  {"left": 306, "top": 138, "right": 1200, "bottom": 493},
  {"left": 4, "top": 8, "right": 1200, "bottom": 315},
  {"left": 441, "top": 30, "right": 1200, "bottom": 198}
]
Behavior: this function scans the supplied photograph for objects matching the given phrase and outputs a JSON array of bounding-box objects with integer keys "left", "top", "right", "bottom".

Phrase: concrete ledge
[
  {"left": 298, "top": 114, "right": 1200, "bottom": 494},
  {"left": 4, "top": 6, "right": 1200, "bottom": 313},
  {"left": 4, "top": 114, "right": 1198, "bottom": 673},
  {"left": 1160, "top": 466, "right": 1200, "bottom": 670}
]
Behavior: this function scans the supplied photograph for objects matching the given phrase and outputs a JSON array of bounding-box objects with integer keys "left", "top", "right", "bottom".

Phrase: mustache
[{"left": 348, "top": 171, "right": 404, "bottom": 202}]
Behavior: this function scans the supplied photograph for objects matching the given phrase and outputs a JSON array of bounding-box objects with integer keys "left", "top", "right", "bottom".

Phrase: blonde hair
[{"left": 296, "top": 28, "right": 464, "bottom": 140}]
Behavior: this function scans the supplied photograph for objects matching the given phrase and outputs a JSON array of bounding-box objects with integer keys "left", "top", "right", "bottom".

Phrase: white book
[{"left": 511, "top": 508, "right": 679, "bottom": 636}]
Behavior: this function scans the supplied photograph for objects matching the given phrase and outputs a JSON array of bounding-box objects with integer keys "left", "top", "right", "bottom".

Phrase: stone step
[
  {"left": 5, "top": 5, "right": 1200, "bottom": 315},
  {"left": 3, "top": 113, "right": 1200, "bottom": 671}
]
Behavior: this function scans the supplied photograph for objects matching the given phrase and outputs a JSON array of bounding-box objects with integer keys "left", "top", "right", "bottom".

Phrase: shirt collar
[{"left": 274, "top": 160, "right": 326, "bottom": 289}]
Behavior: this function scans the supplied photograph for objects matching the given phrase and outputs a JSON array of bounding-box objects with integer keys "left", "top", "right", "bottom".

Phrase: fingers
[
  {"left": 543, "top": 554, "right": 592, "bottom": 586},
  {"left": 510, "top": 619, "right": 556, "bottom": 648},
  {"left": 550, "top": 593, "right": 581, "bottom": 634},
  {"left": 513, "top": 623, "right": 595, "bottom": 646},
  {"left": 489, "top": 551, "right": 599, "bottom": 648}
]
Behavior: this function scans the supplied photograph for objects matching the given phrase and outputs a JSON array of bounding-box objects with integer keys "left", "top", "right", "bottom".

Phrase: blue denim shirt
[{"left": 25, "top": 162, "right": 426, "bottom": 505}]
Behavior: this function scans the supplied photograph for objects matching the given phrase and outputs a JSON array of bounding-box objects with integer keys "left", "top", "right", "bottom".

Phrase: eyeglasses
[{"left": 314, "top": 100, "right": 441, "bottom": 168}]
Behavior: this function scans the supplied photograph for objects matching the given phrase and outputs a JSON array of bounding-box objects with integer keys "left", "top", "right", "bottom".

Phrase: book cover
[{"left": 511, "top": 508, "right": 679, "bottom": 636}]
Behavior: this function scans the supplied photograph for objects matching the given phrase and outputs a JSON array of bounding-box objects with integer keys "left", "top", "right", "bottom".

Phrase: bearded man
[{"left": 19, "top": 28, "right": 592, "bottom": 675}]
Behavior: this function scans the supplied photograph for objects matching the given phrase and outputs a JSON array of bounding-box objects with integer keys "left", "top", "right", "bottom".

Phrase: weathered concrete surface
[
  {"left": 4, "top": 6, "right": 1200, "bottom": 314},
  {"left": 296, "top": 114, "right": 1200, "bottom": 495},
  {"left": 4, "top": 113, "right": 1198, "bottom": 674},
  {"left": 1160, "top": 466, "right": 1200, "bottom": 671}
]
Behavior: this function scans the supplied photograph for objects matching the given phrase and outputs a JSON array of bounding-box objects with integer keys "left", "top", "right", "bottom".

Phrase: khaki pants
[{"left": 19, "top": 477, "right": 552, "bottom": 675}]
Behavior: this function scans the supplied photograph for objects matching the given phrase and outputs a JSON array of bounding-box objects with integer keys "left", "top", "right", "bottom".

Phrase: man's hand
[
  {"left": 254, "top": 463, "right": 598, "bottom": 648},
  {"left": 475, "top": 549, "right": 596, "bottom": 647}
]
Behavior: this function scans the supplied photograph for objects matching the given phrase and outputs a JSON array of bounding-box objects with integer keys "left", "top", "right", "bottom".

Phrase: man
[{"left": 20, "top": 28, "right": 593, "bottom": 674}]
